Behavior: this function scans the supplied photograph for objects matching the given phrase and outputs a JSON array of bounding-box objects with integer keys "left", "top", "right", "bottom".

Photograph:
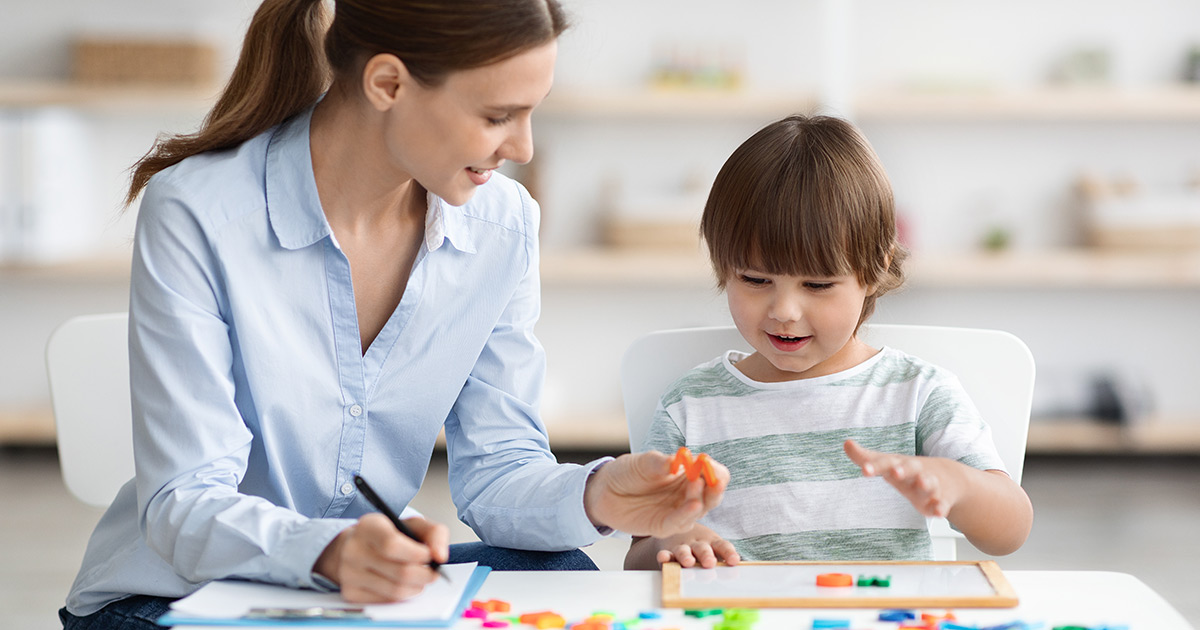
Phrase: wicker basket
[{"left": 71, "top": 37, "right": 218, "bottom": 87}]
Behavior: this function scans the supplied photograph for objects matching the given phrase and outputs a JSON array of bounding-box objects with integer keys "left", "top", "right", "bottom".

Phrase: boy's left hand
[{"left": 843, "top": 439, "right": 955, "bottom": 518}]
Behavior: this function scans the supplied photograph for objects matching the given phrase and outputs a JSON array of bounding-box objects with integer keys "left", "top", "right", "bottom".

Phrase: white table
[
  {"left": 462, "top": 570, "right": 1189, "bottom": 630},
  {"left": 175, "top": 570, "right": 1193, "bottom": 630}
]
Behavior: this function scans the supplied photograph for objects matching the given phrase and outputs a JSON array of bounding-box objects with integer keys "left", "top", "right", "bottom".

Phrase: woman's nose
[{"left": 499, "top": 119, "right": 535, "bottom": 165}]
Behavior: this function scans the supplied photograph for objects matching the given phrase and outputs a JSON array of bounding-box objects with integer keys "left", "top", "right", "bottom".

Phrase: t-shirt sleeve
[
  {"left": 639, "top": 402, "right": 686, "bottom": 455},
  {"left": 915, "top": 374, "right": 1008, "bottom": 474}
]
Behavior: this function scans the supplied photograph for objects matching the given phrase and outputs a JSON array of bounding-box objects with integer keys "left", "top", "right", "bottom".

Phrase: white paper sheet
[{"left": 168, "top": 562, "right": 479, "bottom": 621}]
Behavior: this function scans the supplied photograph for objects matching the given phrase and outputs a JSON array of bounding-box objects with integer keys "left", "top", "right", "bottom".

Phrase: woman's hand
[
  {"left": 584, "top": 451, "right": 729, "bottom": 538},
  {"left": 843, "top": 439, "right": 957, "bottom": 517},
  {"left": 314, "top": 513, "right": 450, "bottom": 603}
]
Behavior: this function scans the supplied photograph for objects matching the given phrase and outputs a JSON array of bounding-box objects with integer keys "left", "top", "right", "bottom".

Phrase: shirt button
[
  {"left": 349, "top": 404, "right": 363, "bottom": 417},
  {"left": 340, "top": 482, "right": 353, "bottom": 495}
]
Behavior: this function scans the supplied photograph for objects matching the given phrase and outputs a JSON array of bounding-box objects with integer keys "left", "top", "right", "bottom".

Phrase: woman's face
[{"left": 385, "top": 41, "right": 557, "bottom": 206}]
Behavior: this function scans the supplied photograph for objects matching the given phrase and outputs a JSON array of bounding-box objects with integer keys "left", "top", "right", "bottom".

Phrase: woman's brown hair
[
  {"left": 125, "top": 0, "right": 569, "bottom": 206},
  {"left": 699, "top": 115, "right": 908, "bottom": 325}
]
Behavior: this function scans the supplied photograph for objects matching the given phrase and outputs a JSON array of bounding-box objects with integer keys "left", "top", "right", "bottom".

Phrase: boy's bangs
[
  {"left": 730, "top": 177, "right": 854, "bottom": 279},
  {"left": 750, "top": 211, "right": 852, "bottom": 279}
]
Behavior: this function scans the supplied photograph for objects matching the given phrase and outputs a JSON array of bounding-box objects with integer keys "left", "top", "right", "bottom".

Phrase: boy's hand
[
  {"left": 584, "top": 451, "right": 729, "bottom": 538},
  {"left": 652, "top": 523, "right": 741, "bottom": 568},
  {"left": 843, "top": 439, "right": 957, "bottom": 518}
]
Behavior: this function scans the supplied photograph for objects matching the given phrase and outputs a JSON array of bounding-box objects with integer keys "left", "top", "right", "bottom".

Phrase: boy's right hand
[{"left": 651, "top": 523, "right": 741, "bottom": 569}]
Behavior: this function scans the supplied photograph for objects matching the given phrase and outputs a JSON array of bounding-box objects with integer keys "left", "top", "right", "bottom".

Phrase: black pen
[{"left": 352, "top": 474, "right": 451, "bottom": 582}]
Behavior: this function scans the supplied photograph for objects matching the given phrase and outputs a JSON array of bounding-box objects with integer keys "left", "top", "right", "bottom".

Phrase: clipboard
[
  {"left": 662, "top": 561, "right": 1018, "bottom": 609},
  {"left": 157, "top": 563, "right": 490, "bottom": 627}
]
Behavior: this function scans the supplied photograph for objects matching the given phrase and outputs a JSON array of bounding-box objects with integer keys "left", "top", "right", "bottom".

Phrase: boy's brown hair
[{"left": 700, "top": 114, "right": 908, "bottom": 326}]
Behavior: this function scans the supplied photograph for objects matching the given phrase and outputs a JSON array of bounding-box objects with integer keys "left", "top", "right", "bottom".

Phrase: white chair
[
  {"left": 619, "top": 323, "right": 1035, "bottom": 560},
  {"left": 45, "top": 312, "right": 133, "bottom": 508}
]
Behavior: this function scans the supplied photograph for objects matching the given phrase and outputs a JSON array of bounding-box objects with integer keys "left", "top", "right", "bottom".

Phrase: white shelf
[
  {"left": 11, "top": 401, "right": 1200, "bottom": 455},
  {"left": 0, "top": 407, "right": 56, "bottom": 445},
  {"left": 16, "top": 248, "right": 1200, "bottom": 289},
  {"left": 540, "top": 248, "right": 712, "bottom": 287},
  {"left": 538, "top": 88, "right": 819, "bottom": 119},
  {"left": 1028, "top": 416, "right": 1200, "bottom": 455},
  {"left": 541, "top": 247, "right": 1200, "bottom": 289},
  {"left": 906, "top": 249, "right": 1200, "bottom": 289},
  {"left": 540, "top": 413, "right": 1200, "bottom": 455},
  {"left": 535, "top": 86, "right": 1200, "bottom": 122},
  {"left": 855, "top": 86, "right": 1200, "bottom": 122},
  {"left": 0, "top": 80, "right": 217, "bottom": 111},
  {"left": 0, "top": 256, "right": 131, "bottom": 282}
]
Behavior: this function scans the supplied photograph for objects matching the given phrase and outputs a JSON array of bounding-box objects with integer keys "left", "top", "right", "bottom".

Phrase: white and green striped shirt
[{"left": 640, "top": 347, "right": 1005, "bottom": 561}]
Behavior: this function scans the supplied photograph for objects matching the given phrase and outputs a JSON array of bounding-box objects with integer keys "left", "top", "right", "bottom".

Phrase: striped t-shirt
[{"left": 639, "top": 347, "right": 1006, "bottom": 561}]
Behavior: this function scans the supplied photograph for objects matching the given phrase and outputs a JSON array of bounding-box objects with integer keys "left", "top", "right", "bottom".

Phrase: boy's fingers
[
  {"left": 673, "top": 544, "right": 697, "bottom": 567},
  {"left": 843, "top": 439, "right": 867, "bottom": 463},
  {"left": 845, "top": 440, "right": 882, "bottom": 476},
  {"left": 881, "top": 461, "right": 905, "bottom": 481}
]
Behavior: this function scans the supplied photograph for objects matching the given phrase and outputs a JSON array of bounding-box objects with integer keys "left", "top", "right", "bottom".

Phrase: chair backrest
[
  {"left": 619, "top": 323, "right": 1036, "bottom": 559},
  {"left": 45, "top": 312, "right": 133, "bottom": 507}
]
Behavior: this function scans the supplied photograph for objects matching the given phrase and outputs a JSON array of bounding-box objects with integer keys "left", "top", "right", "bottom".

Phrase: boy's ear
[
  {"left": 867, "top": 245, "right": 897, "bottom": 297},
  {"left": 361, "top": 53, "right": 413, "bottom": 111}
]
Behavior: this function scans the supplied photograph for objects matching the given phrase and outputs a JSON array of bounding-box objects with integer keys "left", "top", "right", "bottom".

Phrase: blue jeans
[{"left": 59, "top": 544, "right": 596, "bottom": 629}]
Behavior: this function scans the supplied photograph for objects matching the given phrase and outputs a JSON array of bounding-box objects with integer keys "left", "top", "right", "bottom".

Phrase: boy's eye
[
  {"left": 486, "top": 114, "right": 513, "bottom": 126},
  {"left": 740, "top": 274, "right": 769, "bottom": 286},
  {"left": 804, "top": 282, "right": 835, "bottom": 291}
]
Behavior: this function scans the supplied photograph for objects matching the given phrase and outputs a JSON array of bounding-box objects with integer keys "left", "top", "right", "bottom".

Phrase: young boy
[{"left": 625, "top": 116, "right": 1033, "bottom": 570}]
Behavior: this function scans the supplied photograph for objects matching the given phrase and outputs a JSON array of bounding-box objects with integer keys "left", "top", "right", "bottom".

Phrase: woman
[{"left": 60, "top": 1, "right": 728, "bottom": 628}]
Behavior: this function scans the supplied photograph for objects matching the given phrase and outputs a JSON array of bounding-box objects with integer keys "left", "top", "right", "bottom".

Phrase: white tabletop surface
[{"left": 174, "top": 570, "right": 1194, "bottom": 630}]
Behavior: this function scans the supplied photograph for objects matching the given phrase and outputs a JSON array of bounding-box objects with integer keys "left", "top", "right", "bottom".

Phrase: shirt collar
[
  {"left": 424, "top": 192, "right": 477, "bottom": 254},
  {"left": 265, "top": 106, "right": 330, "bottom": 250},
  {"left": 266, "top": 106, "right": 477, "bottom": 255}
]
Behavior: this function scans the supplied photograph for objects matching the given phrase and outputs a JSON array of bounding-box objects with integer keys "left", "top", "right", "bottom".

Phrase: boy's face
[{"left": 726, "top": 269, "right": 875, "bottom": 382}]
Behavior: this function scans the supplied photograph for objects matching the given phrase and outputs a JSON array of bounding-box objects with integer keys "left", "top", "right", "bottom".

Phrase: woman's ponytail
[{"left": 124, "top": 0, "right": 331, "bottom": 207}]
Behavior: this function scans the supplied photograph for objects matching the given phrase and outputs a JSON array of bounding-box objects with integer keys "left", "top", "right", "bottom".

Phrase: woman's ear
[{"left": 361, "top": 53, "right": 412, "bottom": 112}]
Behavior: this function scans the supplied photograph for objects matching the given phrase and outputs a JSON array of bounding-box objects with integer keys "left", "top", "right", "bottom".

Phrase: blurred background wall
[{"left": 2, "top": 0, "right": 1200, "bottom": 458}]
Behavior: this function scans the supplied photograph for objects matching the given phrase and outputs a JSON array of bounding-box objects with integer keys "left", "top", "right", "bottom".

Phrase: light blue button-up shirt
[{"left": 66, "top": 107, "right": 609, "bottom": 616}]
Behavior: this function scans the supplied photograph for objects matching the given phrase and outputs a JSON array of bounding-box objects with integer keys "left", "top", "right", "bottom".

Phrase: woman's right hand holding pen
[{"left": 314, "top": 513, "right": 450, "bottom": 603}]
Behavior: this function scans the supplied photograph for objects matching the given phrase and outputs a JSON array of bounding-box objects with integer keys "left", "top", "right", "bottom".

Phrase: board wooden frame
[{"left": 661, "top": 561, "right": 1018, "bottom": 609}]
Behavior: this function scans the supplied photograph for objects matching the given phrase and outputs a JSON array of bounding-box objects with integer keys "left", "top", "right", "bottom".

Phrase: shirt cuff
[
  {"left": 584, "top": 457, "right": 615, "bottom": 536},
  {"left": 310, "top": 572, "right": 340, "bottom": 592},
  {"left": 289, "top": 518, "right": 357, "bottom": 590}
]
